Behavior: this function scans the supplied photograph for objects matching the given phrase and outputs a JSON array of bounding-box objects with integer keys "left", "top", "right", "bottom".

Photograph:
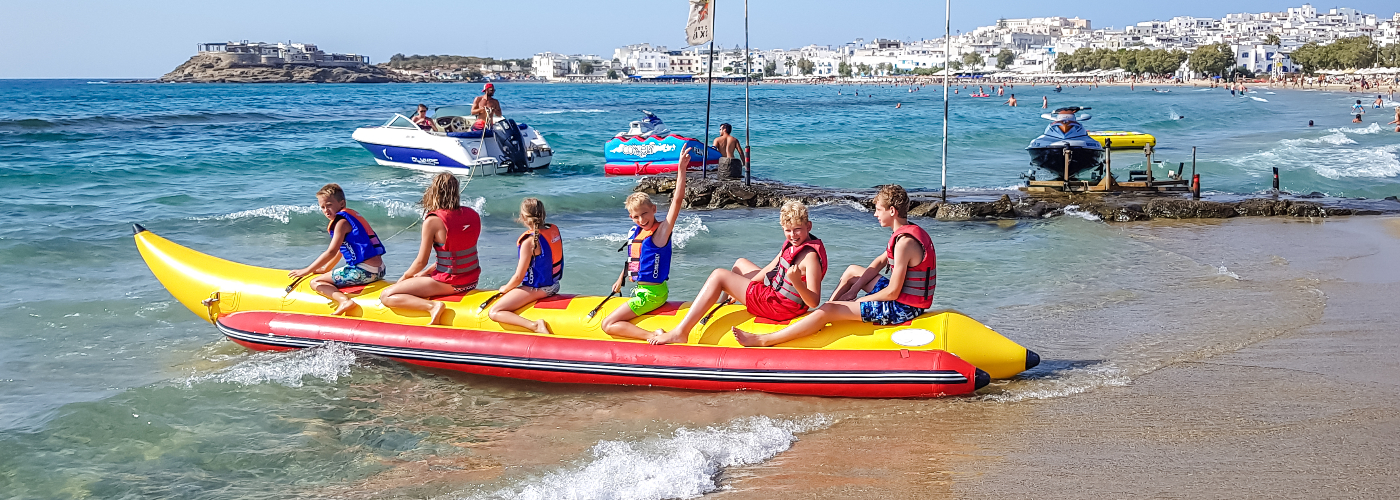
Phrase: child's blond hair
[
  {"left": 518, "top": 197, "right": 546, "bottom": 230},
  {"left": 779, "top": 200, "right": 810, "bottom": 227},
  {"left": 625, "top": 192, "right": 655, "bottom": 210},
  {"left": 420, "top": 172, "right": 460, "bottom": 213},
  {"left": 317, "top": 183, "right": 345, "bottom": 203},
  {"left": 874, "top": 184, "right": 910, "bottom": 218}
]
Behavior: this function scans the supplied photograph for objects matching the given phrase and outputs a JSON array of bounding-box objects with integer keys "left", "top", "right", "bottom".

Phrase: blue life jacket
[
  {"left": 626, "top": 223, "right": 671, "bottom": 283},
  {"left": 331, "top": 209, "right": 385, "bottom": 266},
  {"left": 520, "top": 224, "right": 564, "bottom": 288}
]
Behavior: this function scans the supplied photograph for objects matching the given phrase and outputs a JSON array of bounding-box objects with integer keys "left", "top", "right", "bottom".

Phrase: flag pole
[
  {"left": 744, "top": 0, "right": 751, "bottom": 186},
  {"left": 940, "top": 0, "right": 950, "bottom": 202},
  {"left": 701, "top": 1, "right": 716, "bottom": 180}
]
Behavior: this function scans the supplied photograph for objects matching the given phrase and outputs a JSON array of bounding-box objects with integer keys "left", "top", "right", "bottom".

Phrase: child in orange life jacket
[
  {"left": 734, "top": 185, "right": 935, "bottom": 347},
  {"left": 650, "top": 200, "right": 826, "bottom": 345},
  {"left": 487, "top": 198, "right": 563, "bottom": 335},
  {"left": 289, "top": 184, "right": 387, "bottom": 315},
  {"left": 599, "top": 146, "right": 691, "bottom": 340}
]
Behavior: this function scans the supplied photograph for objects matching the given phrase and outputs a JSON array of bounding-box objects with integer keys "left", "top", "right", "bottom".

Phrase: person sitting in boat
[
  {"left": 714, "top": 123, "right": 744, "bottom": 178},
  {"left": 289, "top": 183, "right": 388, "bottom": 315},
  {"left": 600, "top": 148, "right": 691, "bottom": 340},
  {"left": 734, "top": 185, "right": 935, "bottom": 347},
  {"left": 650, "top": 200, "right": 826, "bottom": 345},
  {"left": 380, "top": 172, "right": 481, "bottom": 325},
  {"left": 471, "top": 83, "right": 503, "bottom": 130},
  {"left": 411, "top": 104, "right": 434, "bottom": 131},
  {"left": 487, "top": 197, "right": 563, "bottom": 335}
]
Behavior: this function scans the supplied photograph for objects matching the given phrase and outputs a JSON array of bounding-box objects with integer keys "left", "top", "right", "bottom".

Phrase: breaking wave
[
  {"left": 984, "top": 362, "right": 1131, "bottom": 403},
  {"left": 188, "top": 204, "right": 319, "bottom": 224},
  {"left": 1060, "top": 205, "right": 1102, "bottom": 221},
  {"left": 585, "top": 214, "right": 709, "bottom": 249},
  {"left": 461, "top": 415, "right": 832, "bottom": 500}
]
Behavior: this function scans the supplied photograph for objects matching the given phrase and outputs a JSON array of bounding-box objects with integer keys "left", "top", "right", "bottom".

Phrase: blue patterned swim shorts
[
  {"left": 858, "top": 276, "right": 926, "bottom": 325},
  {"left": 331, "top": 263, "right": 386, "bottom": 288}
]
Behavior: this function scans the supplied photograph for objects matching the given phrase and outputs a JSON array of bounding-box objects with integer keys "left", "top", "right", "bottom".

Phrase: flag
[{"left": 685, "top": 0, "right": 714, "bottom": 46}]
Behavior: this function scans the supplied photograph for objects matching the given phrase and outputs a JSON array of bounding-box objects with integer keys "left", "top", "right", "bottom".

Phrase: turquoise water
[{"left": 0, "top": 79, "right": 1393, "bottom": 498}]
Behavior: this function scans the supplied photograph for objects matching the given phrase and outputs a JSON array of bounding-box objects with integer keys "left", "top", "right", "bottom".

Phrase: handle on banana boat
[
  {"left": 585, "top": 292, "right": 617, "bottom": 320},
  {"left": 477, "top": 292, "right": 504, "bottom": 314},
  {"left": 284, "top": 274, "right": 311, "bottom": 295},
  {"left": 697, "top": 297, "right": 734, "bottom": 326}
]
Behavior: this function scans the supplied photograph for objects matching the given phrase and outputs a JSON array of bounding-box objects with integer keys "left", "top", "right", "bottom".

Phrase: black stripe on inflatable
[{"left": 216, "top": 320, "right": 968, "bottom": 385}]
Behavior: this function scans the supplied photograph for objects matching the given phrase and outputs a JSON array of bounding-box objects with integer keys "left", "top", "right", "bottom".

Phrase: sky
[{"left": 2, "top": 0, "right": 1398, "bottom": 78}]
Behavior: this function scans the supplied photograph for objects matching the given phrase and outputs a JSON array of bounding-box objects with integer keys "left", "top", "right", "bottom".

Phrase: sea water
[{"left": 0, "top": 80, "right": 1395, "bottom": 498}]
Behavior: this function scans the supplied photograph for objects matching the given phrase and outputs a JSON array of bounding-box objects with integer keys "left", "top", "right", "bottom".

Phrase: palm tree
[{"left": 1265, "top": 34, "right": 1281, "bottom": 46}]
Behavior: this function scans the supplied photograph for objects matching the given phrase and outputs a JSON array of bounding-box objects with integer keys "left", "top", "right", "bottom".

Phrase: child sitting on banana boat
[
  {"left": 380, "top": 172, "right": 482, "bottom": 325},
  {"left": 486, "top": 197, "right": 563, "bottom": 335},
  {"left": 289, "top": 183, "right": 387, "bottom": 315},
  {"left": 733, "top": 185, "right": 936, "bottom": 347},
  {"left": 650, "top": 200, "right": 827, "bottom": 345},
  {"left": 600, "top": 147, "right": 690, "bottom": 340}
]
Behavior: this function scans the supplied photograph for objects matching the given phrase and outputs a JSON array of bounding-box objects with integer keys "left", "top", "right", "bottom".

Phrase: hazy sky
[{"left": 3, "top": 0, "right": 1397, "bottom": 78}]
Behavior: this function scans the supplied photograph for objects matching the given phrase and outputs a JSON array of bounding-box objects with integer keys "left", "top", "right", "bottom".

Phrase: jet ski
[
  {"left": 603, "top": 110, "right": 721, "bottom": 176},
  {"left": 1025, "top": 106, "right": 1104, "bottom": 182}
]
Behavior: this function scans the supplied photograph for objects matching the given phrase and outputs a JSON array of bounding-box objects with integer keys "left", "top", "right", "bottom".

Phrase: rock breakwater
[
  {"left": 635, "top": 175, "right": 1396, "bottom": 222},
  {"left": 160, "top": 54, "right": 403, "bottom": 83}
]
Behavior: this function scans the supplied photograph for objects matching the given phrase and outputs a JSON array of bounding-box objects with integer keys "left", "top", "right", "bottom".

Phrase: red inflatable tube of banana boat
[{"left": 215, "top": 311, "right": 989, "bottom": 398}]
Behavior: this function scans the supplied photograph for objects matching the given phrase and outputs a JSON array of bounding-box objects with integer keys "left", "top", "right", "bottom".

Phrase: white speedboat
[{"left": 352, "top": 105, "right": 553, "bottom": 175}]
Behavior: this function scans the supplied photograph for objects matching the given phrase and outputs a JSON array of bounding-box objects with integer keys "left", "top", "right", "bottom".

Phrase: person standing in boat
[
  {"left": 713, "top": 123, "right": 744, "bottom": 178},
  {"left": 650, "top": 200, "right": 827, "bottom": 345},
  {"left": 472, "top": 83, "right": 503, "bottom": 130},
  {"left": 289, "top": 184, "right": 387, "bottom": 315},
  {"left": 734, "top": 185, "right": 935, "bottom": 347},
  {"left": 380, "top": 172, "right": 481, "bottom": 325},
  {"left": 600, "top": 148, "right": 691, "bottom": 340},
  {"left": 487, "top": 197, "right": 562, "bottom": 335}
]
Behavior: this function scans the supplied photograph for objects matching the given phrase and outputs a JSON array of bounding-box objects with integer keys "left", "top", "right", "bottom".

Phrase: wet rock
[
  {"left": 1286, "top": 201, "right": 1328, "bottom": 217},
  {"left": 1145, "top": 199, "right": 1236, "bottom": 219},
  {"left": 1385, "top": 196, "right": 1399, "bottom": 203},
  {"left": 935, "top": 203, "right": 974, "bottom": 220},
  {"left": 908, "top": 201, "right": 940, "bottom": 218},
  {"left": 1235, "top": 198, "right": 1289, "bottom": 216}
]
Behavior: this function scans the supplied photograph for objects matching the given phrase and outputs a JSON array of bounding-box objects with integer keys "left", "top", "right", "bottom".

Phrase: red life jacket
[
  {"left": 517, "top": 224, "right": 564, "bottom": 288},
  {"left": 885, "top": 224, "right": 936, "bottom": 309},
  {"left": 429, "top": 207, "right": 481, "bottom": 287},
  {"left": 767, "top": 235, "right": 827, "bottom": 307}
]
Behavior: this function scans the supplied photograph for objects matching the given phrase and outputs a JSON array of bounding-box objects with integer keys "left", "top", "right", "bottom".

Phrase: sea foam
[
  {"left": 585, "top": 214, "right": 709, "bottom": 249},
  {"left": 189, "top": 204, "right": 319, "bottom": 224},
  {"left": 461, "top": 415, "right": 832, "bottom": 500},
  {"left": 183, "top": 342, "right": 357, "bottom": 387}
]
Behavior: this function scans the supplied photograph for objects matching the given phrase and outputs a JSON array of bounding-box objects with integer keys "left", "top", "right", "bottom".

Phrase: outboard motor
[{"left": 492, "top": 118, "right": 530, "bottom": 173}]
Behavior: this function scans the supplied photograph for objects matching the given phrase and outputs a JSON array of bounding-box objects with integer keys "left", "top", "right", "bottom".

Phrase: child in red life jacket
[
  {"left": 380, "top": 172, "right": 482, "bottom": 325},
  {"left": 734, "top": 185, "right": 935, "bottom": 347},
  {"left": 289, "top": 184, "right": 387, "bottom": 315},
  {"left": 650, "top": 200, "right": 826, "bottom": 345},
  {"left": 487, "top": 198, "right": 562, "bottom": 335},
  {"left": 599, "top": 147, "right": 691, "bottom": 340}
]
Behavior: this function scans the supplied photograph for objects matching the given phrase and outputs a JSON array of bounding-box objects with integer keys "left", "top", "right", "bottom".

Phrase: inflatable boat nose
[
  {"left": 132, "top": 223, "right": 147, "bottom": 235},
  {"left": 974, "top": 368, "right": 990, "bottom": 390},
  {"left": 1026, "top": 349, "right": 1041, "bottom": 371}
]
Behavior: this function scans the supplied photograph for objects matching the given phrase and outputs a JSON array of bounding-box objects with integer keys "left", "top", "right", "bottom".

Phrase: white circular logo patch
[{"left": 891, "top": 328, "right": 935, "bottom": 347}]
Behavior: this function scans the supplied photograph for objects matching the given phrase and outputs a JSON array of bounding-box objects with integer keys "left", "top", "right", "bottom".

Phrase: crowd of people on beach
[{"left": 291, "top": 150, "right": 937, "bottom": 348}]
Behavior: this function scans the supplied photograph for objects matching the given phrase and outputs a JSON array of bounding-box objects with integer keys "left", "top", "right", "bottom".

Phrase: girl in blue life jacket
[
  {"left": 289, "top": 183, "right": 387, "bottom": 315},
  {"left": 487, "top": 198, "right": 563, "bottom": 335}
]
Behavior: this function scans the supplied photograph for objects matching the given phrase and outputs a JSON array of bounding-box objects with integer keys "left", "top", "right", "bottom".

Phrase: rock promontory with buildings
[{"left": 160, "top": 41, "right": 408, "bottom": 83}]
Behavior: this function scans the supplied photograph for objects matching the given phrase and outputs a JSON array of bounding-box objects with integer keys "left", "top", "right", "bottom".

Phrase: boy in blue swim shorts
[{"left": 289, "top": 184, "right": 387, "bottom": 315}]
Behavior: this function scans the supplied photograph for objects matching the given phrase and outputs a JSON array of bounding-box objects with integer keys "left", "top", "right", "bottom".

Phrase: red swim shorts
[{"left": 745, "top": 281, "right": 808, "bottom": 322}]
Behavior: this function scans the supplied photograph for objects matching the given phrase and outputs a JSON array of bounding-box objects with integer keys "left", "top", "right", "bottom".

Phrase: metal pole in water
[
  {"left": 1272, "top": 167, "right": 1280, "bottom": 198},
  {"left": 940, "top": 0, "right": 950, "bottom": 202},
  {"left": 703, "top": 35, "right": 715, "bottom": 180},
  {"left": 744, "top": 0, "right": 751, "bottom": 186}
]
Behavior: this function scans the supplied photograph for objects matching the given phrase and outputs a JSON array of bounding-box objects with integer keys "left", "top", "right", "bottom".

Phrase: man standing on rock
[
  {"left": 472, "top": 83, "right": 503, "bottom": 130},
  {"left": 713, "top": 123, "right": 744, "bottom": 179}
]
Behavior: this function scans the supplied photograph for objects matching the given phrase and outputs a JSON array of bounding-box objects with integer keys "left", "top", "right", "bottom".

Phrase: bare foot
[
  {"left": 533, "top": 320, "right": 553, "bottom": 335},
  {"left": 428, "top": 301, "right": 446, "bottom": 325},
  {"left": 732, "top": 327, "right": 767, "bottom": 347},
  {"left": 648, "top": 328, "right": 688, "bottom": 345},
  {"left": 332, "top": 299, "right": 358, "bottom": 316}
]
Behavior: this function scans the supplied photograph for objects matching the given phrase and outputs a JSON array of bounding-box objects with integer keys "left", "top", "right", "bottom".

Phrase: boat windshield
[
  {"left": 384, "top": 114, "right": 418, "bottom": 129},
  {"left": 434, "top": 105, "right": 475, "bottom": 118}
]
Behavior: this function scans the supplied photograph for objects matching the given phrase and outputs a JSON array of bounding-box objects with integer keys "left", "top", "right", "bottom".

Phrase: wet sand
[{"left": 719, "top": 216, "right": 1400, "bottom": 499}]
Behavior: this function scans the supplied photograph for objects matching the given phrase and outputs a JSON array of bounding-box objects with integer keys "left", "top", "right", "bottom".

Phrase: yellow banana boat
[
  {"left": 134, "top": 225, "right": 1039, "bottom": 395},
  {"left": 1089, "top": 130, "right": 1156, "bottom": 150}
]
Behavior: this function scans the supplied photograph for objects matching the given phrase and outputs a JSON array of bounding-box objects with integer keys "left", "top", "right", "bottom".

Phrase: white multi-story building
[{"left": 197, "top": 41, "right": 368, "bottom": 67}]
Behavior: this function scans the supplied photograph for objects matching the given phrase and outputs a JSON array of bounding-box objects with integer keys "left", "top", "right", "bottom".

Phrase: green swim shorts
[{"left": 627, "top": 282, "right": 669, "bottom": 315}]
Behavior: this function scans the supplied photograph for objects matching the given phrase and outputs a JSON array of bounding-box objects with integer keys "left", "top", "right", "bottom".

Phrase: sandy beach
[{"left": 715, "top": 216, "right": 1400, "bottom": 499}]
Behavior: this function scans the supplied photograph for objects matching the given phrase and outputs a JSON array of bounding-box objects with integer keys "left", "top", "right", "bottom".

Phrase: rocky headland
[
  {"left": 636, "top": 174, "right": 1399, "bottom": 221},
  {"left": 159, "top": 54, "right": 417, "bottom": 83}
]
